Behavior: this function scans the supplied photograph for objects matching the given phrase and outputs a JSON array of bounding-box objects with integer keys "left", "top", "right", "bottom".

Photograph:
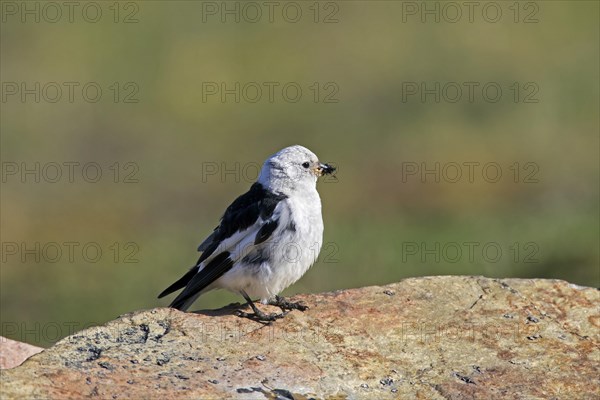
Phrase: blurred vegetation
[{"left": 1, "top": 2, "right": 598, "bottom": 347}]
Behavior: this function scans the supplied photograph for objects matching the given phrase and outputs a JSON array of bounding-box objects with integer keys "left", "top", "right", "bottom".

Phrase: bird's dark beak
[{"left": 317, "top": 162, "right": 336, "bottom": 176}]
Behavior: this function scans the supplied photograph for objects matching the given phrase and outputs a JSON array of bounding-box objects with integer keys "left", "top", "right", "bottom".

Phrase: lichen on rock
[{"left": 1, "top": 276, "right": 598, "bottom": 399}]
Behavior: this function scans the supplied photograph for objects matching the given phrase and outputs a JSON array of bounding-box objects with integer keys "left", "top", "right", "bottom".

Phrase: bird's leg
[
  {"left": 236, "top": 291, "right": 287, "bottom": 323},
  {"left": 268, "top": 295, "right": 309, "bottom": 312}
]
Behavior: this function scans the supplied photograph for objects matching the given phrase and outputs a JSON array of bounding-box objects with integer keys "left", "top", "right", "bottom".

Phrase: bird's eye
[{"left": 302, "top": 162, "right": 310, "bottom": 168}]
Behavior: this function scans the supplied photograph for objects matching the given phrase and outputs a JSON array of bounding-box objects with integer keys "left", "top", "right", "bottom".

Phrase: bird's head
[{"left": 258, "top": 145, "right": 335, "bottom": 193}]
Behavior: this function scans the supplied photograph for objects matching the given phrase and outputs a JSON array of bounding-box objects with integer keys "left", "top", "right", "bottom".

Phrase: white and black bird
[{"left": 158, "top": 145, "right": 336, "bottom": 321}]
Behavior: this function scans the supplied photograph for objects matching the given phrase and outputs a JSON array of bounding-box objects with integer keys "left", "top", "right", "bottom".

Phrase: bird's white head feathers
[{"left": 258, "top": 145, "right": 334, "bottom": 195}]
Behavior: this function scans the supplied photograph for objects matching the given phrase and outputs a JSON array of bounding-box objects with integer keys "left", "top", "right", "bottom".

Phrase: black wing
[
  {"left": 157, "top": 268, "right": 197, "bottom": 299},
  {"left": 168, "top": 252, "right": 234, "bottom": 310},
  {"left": 157, "top": 183, "right": 286, "bottom": 308}
]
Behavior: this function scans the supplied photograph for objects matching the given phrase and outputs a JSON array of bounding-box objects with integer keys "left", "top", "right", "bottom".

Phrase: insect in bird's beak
[{"left": 315, "top": 162, "right": 336, "bottom": 177}]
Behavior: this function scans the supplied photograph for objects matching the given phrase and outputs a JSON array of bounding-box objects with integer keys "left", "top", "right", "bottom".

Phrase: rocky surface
[
  {"left": 0, "top": 337, "right": 43, "bottom": 370},
  {"left": 1, "top": 276, "right": 598, "bottom": 399}
]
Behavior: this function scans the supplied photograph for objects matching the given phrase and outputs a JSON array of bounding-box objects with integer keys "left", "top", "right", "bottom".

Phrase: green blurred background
[{"left": 1, "top": 1, "right": 598, "bottom": 347}]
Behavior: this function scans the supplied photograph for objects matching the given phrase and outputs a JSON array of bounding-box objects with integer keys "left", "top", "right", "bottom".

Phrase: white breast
[
  {"left": 216, "top": 188, "right": 324, "bottom": 302},
  {"left": 260, "top": 191, "right": 323, "bottom": 300}
]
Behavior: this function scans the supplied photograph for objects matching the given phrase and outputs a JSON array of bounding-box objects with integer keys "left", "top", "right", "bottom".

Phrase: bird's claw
[
  {"left": 268, "top": 296, "right": 309, "bottom": 312},
  {"left": 235, "top": 309, "right": 287, "bottom": 323}
]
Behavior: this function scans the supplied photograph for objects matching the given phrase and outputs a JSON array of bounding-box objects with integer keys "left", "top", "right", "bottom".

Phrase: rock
[
  {"left": 1, "top": 276, "right": 598, "bottom": 399},
  {"left": 0, "top": 337, "right": 44, "bottom": 370}
]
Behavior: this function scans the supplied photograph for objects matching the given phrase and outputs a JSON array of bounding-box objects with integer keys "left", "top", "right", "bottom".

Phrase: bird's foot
[
  {"left": 236, "top": 291, "right": 296, "bottom": 323},
  {"left": 268, "top": 295, "right": 309, "bottom": 312},
  {"left": 235, "top": 308, "right": 287, "bottom": 323}
]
